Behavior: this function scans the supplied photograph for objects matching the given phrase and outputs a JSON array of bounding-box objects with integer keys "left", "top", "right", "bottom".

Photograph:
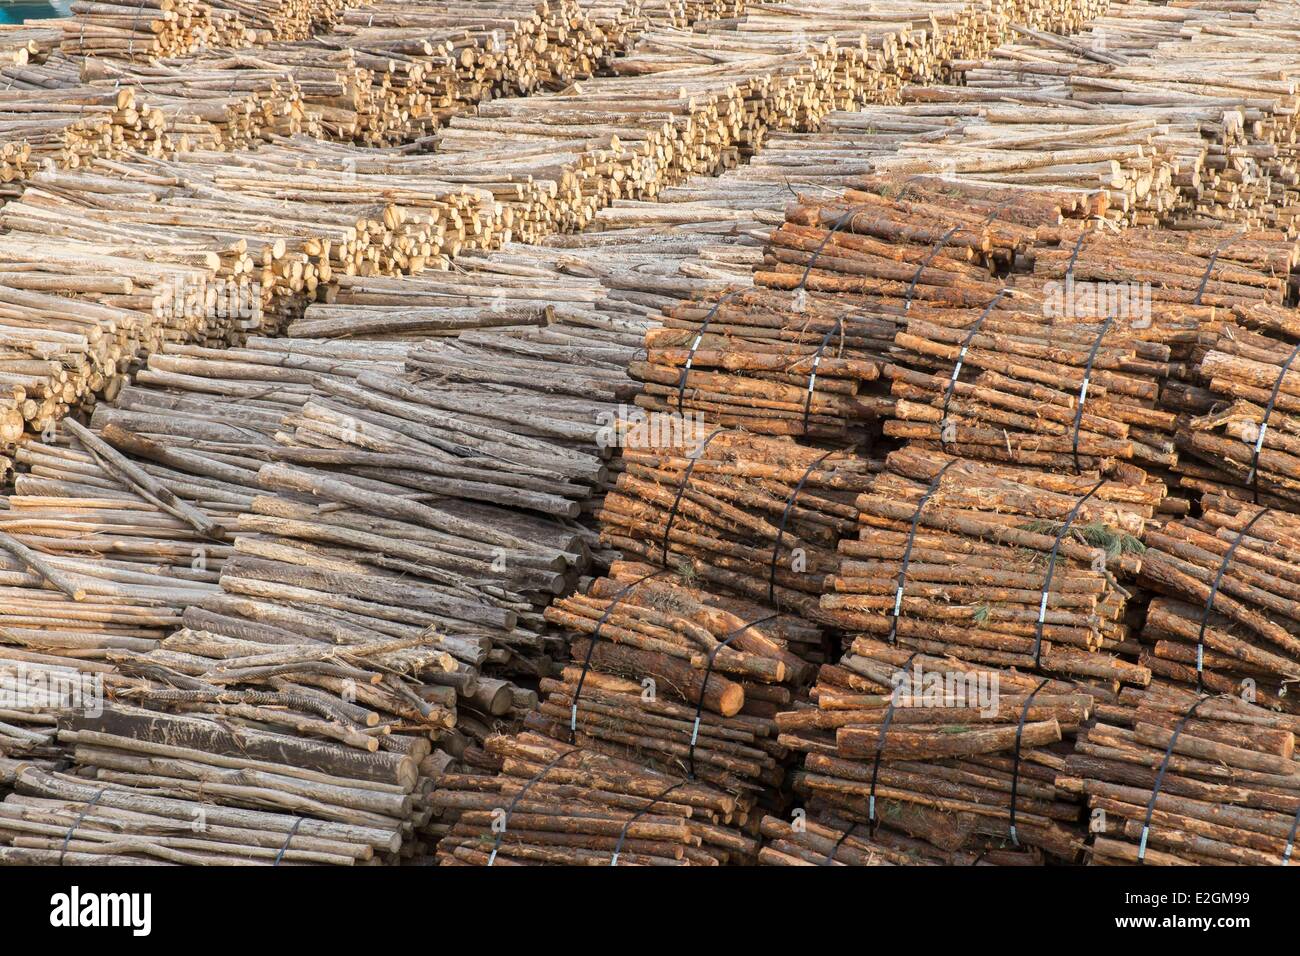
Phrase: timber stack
[
  {"left": 777, "top": 641, "right": 1096, "bottom": 862},
  {"left": 1060, "top": 685, "right": 1300, "bottom": 865}
]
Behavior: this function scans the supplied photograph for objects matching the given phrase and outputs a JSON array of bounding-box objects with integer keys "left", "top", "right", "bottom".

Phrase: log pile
[
  {"left": 777, "top": 638, "right": 1096, "bottom": 862},
  {"left": 1176, "top": 324, "right": 1300, "bottom": 506},
  {"left": 629, "top": 286, "right": 888, "bottom": 441},
  {"left": 59, "top": 0, "right": 222, "bottom": 61},
  {"left": 0, "top": 714, "right": 425, "bottom": 864},
  {"left": 1136, "top": 496, "right": 1300, "bottom": 706},
  {"left": 58, "top": 0, "right": 371, "bottom": 62},
  {"left": 597, "top": 430, "right": 874, "bottom": 619},
  {"left": 0, "top": 20, "right": 61, "bottom": 66},
  {"left": 430, "top": 730, "right": 760, "bottom": 865},
  {"left": 1060, "top": 685, "right": 1300, "bottom": 865},
  {"left": 0, "top": 85, "right": 168, "bottom": 188},
  {"left": 823, "top": 445, "right": 1162, "bottom": 682}
]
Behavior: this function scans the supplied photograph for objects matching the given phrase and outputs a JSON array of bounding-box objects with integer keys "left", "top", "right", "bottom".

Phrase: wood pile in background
[{"left": 59, "top": 0, "right": 222, "bottom": 62}]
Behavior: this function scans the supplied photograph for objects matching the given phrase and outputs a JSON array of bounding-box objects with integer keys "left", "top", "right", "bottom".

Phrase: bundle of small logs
[
  {"left": 0, "top": 84, "right": 167, "bottom": 187},
  {"left": 598, "top": 430, "right": 876, "bottom": 619},
  {"left": 430, "top": 730, "right": 761, "bottom": 865},
  {"left": 777, "top": 638, "right": 1097, "bottom": 862},
  {"left": 630, "top": 286, "right": 889, "bottom": 441},
  {"left": 59, "top": 0, "right": 372, "bottom": 62},
  {"left": 1060, "top": 684, "right": 1300, "bottom": 865},
  {"left": 823, "top": 446, "right": 1163, "bottom": 684},
  {"left": 0, "top": 711, "right": 429, "bottom": 864},
  {"left": 1137, "top": 496, "right": 1300, "bottom": 708},
  {"left": 0, "top": 20, "right": 61, "bottom": 66},
  {"left": 0, "top": 230, "right": 255, "bottom": 469},
  {"left": 59, "top": 0, "right": 222, "bottom": 61},
  {"left": 1176, "top": 324, "right": 1300, "bottom": 507}
]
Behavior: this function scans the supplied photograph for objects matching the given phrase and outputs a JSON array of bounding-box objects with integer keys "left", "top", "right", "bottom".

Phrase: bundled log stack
[
  {"left": 776, "top": 638, "right": 1097, "bottom": 862},
  {"left": 1176, "top": 324, "right": 1300, "bottom": 506},
  {"left": 597, "top": 430, "right": 875, "bottom": 619},
  {"left": 0, "top": 20, "right": 61, "bottom": 66},
  {"left": 630, "top": 286, "right": 888, "bottom": 440},
  {"left": 58, "top": 0, "right": 372, "bottom": 62},
  {"left": 431, "top": 730, "right": 760, "bottom": 865},
  {"left": 0, "top": 715, "right": 425, "bottom": 864},
  {"left": 0, "top": 230, "right": 254, "bottom": 464},
  {"left": 0, "top": 85, "right": 167, "bottom": 186},
  {"left": 428, "top": 555, "right": 827, "bottom": 862},
  {"left": 1136, "top": 496, "right": 1300, "bottom": 707},
  {"left": 76, "top": 54, "right": 321, "bottom": 150},
  {"left": 59, "top": 0, "right": 222, "bottom": 61},
  {"left": 1060, "top": 684, "right": 1300, "bottom": 865},
  {"left": 824, "top": 445, "right": 1163, "bottom": 683}
]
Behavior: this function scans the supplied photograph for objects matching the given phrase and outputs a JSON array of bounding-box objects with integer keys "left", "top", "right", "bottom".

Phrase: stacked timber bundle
[
  {"left": 3, "top": 148, "right": 506, "bottom": 335},
  {"left": 776, "top": 639, "right": 1097, "bottom": 862},
  {"left": 0, "top": 231, "right": 250, "bottom": 464},
  {"left": 0, "top": 764, "right": 410, "bottom": 868},
  {"left": 824, "top": 446, "right": 1162, "bottom": 684},
  {"left": 1175, "top": 324, "right": 1300, "bottom": 505},
  {"left": 758, "top": 176, "right": 1088, "bottom": 297},
  {"left": 598, "top": 431, "right": 875, "bottom": 619},
  {"left": 79, "top": 54, "right": 319, "bottom": 149},
  {"left": 1136, "top": 496, "right": 1300, "bottom": 707},
  {"left": 0, "top": 715, "right": 425, "bottom": 864},
  {"left": 630, "top": 286, "right": 889, "bottom": 441},
  {"left": 60, "top": 0, "right": 221, "bottom": 61},
  {"left": 333, "top": 0, "right": 638, "bottom": 119},
  {"left": 1060, "top": 685, "right": 1300, "bottom": 865},
  {"left": 728, "top": 0, "right": 1111, "bottom": 87},
  {"left": 0, "top": 418, "right": 234, "bottom": 651},
  {"left": 429, "top": 556, "right": 826, "bottom": 862},
  {"left": 0, "top": 20, "right": 61, "bottom": 66},
  {"left": 0, "top": 85, "right": 167, "bottom": 181},
  {"left": 431, "top": 730, "right": 760, "bottom": 865}
]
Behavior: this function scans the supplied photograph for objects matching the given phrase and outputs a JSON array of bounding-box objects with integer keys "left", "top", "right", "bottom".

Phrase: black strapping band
[
  {"left": 1194, "top": 507, "right": 1271, "bottom": 693},
  {"left": 903, "top": 226, "right": 959, "bottom": 311},
  {"left": 1137, "top": 696, "right": 1211, "bottom": 863},
  {"left": 939, "top": 289, "right": 1011, "bottom": 447},
  {"left": 800, "top": 318, "right": 842, "bottom": 435},
  {"left": 659, "top": 427, "right": 732, "bottom": 567},
  {"left": 1008, "top": 677, "right": 1052, "bottom": 846},
  {"left": 569, "top": 568, "right": 669, "bottom": 741},
  {"left": 1030, "top": 477, "right": 1108, "bottom": 668},
  {"left": 888, "top": 459, "right": 960, "bottom": 643},
  {"left": 1193, "top": 232, "right": 1241, "bottom": 306},
  {"left": 486, "top": 746, "right": 581, "bottom": 866},
  {"left": 794, "top": 208, "right": 864, "bottom": 292},
  {"left": 1070, "top": 315, "right": 1116, "bottom": 474},
  {"left": 1065, "top": 230, "right": 1088, "bottom": 281},
  {"left": 768, "top": 446, "right": 844, "bottom": 606},
  {"left": 675, "top": 288, "right": 747, "bottom": 415},
  {"left": 610, "top": 781, "right": 687, "bottom": 866},
  {"left": 820, "top": 819, "right": 861, "bottom": 866},
  {"left": 274, "top": 816, "right": 304, "bottom": 866},
  {"left": 1247, "top": 343, "right": 1300, "bottom": 503},
  {"left": 865, "top": 649, "right": 922, "bottom": 829},
  {"left": 58, "top": 789, "right": 107, "bottom": 865},
  {"left": 687, "top": 612, "right": 780, "bottom": 779}
]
